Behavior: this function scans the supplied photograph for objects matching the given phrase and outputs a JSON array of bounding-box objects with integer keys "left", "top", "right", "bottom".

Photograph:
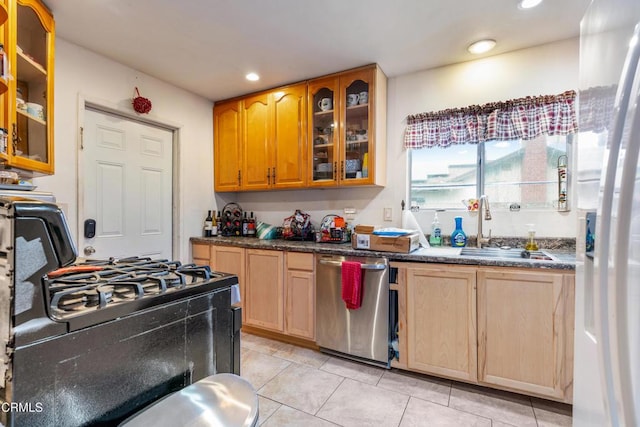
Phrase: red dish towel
[{"left": 341, "top": 261, "right": 363, "bottom": 310}]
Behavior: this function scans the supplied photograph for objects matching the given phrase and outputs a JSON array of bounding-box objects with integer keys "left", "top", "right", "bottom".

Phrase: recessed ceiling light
[
  {"left": 518, "top": 0, "right": 543, "bottom": 9},
  {"left": 467, "top": 39, "right": 497, "bottom": 54},
  {"left": 245, "top": 72, "right": 260, "bottom": 81}
]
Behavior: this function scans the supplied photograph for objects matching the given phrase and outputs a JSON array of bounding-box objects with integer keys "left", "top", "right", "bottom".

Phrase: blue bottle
[
  {"left": 451, "top": 216, "right": 467, "bottom": 247},
  {"left": 586, "top": 218, "right": 595, "bottom": 253}
]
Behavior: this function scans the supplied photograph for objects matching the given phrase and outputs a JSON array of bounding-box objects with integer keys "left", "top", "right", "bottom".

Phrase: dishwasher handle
[{"left": 318, "top": 259, "right": 387, "bottom": 271}]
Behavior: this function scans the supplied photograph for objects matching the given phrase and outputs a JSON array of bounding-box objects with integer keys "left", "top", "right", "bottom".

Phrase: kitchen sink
[{"left": 459, "top": 247, "right": 556, "bottom": 261}]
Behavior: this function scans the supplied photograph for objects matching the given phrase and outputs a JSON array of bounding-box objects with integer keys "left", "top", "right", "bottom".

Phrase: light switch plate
[{"left": 383, "top": 207, "right": 392, "bottom": 221}]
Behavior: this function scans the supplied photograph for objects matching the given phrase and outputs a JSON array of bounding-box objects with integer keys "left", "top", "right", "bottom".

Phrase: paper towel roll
[{"left": 401, "top": 210, "right": 429, "bottom": 248}]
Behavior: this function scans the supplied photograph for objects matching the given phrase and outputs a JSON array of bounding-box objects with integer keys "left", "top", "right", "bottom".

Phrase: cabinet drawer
[
  {"left": 192, "top": 244, "right": 210, "bottom": 260},
  {"left": 286, "top": 252, "right": 314, "bottom": 271}
]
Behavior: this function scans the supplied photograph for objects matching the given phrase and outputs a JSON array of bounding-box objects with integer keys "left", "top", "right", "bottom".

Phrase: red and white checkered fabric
[{"left": 404, "top": 91, "right": 577, "bottom": 148}]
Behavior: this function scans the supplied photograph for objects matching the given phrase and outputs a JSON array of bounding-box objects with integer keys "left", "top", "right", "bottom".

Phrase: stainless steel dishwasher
[{"left": 315, "top": 254, "right": 394, "bottom": 367}]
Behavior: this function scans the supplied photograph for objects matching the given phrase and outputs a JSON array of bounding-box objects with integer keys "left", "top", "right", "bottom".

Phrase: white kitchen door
[{"left": 80, "top": 107, "right": 173, "bottom": 260}]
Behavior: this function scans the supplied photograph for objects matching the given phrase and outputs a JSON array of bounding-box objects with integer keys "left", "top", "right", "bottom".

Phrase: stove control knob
[{"left": 84, "top": 246, "right": 96, "bottom": 256}]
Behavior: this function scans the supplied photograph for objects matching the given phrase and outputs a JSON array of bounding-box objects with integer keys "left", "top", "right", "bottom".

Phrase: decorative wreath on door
[{"left": 132, "top": 87, "right": 152, "bottom": 114}]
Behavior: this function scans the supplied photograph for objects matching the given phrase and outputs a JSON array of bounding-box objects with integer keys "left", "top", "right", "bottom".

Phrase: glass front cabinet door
[
  {"left": 341, "top": 69, "right": 371, "bottom": 185},
  {"left": 308, "top": 65, "right": 386, "bottom": 188},
  {"left": 308, "top": 76, "right": 339, "bottom": 186},
  {"left": 2, "top": 0, "right": 54, "bottom": 174}
]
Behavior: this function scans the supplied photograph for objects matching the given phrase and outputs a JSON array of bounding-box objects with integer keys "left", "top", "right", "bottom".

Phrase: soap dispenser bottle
[
  {"left": 525, "top": 224, "right": 539, "bottom": 251},
  {"left": 429, "top": 211, "right": 442, "bottom": 246},
  {"left": 451, "top": 216, "right": 467, "bottom": 247},
  {"left": 586, "top": 217, "right": 595, "bottom": 253}
]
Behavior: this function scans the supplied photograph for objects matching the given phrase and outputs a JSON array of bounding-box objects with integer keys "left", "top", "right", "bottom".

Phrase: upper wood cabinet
[
  {"left": 213, "top": 100, "right": 242, "bottom": 191},
  {"left": 214, "top": 83, "right": 307, "bottom": 192},
  {"left": 271, "top": 84, "right": 307, "bottom": 189},
  {"left": 241, "top": 92, "right": 271, "bottom": 190},
  {"left": 0, "top": 0, "right": 55, "bottom": 174},
  {"left": 240, "top": 84, "right": 307, "bottom": 191},
  {"left": 308, "top": 65, "right": 387, "bottom": 187},
  {"left": 213, "top": 64, "right": 386, "bottom": 192}
]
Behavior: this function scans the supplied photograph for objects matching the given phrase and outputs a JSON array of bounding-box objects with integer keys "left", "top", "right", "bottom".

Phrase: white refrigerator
[{"left": 575, "top": 0, "right": 640, "bottom": 426}]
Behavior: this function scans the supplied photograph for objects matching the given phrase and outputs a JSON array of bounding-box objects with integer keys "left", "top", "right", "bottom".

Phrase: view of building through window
[{"left": 409, "top": 135, "right": 569, "bottom": 210}]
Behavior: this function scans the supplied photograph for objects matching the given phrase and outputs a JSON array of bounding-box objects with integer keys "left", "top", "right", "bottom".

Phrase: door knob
[{"left": 84, "top": 246, "right": 96, "bottom": 256}]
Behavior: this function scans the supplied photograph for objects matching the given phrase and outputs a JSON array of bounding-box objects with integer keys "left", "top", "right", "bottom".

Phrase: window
[{"left": 409, "top": 134, "right": 570, "bottom": 210}]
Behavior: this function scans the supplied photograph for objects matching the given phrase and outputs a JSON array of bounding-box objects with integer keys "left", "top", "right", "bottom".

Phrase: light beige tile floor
[{"left": 240, "top": 332, "right": 572, "bottom": 427}]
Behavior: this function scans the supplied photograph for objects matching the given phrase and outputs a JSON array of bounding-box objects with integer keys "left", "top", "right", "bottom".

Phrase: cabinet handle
[
  {"left": 319, "top": 259, "right": 387, "bottom": 270},
  {"left": 273, "top": 167, "right": 276, "bottom": 181},
  {"left": 267, "top": 167, "right": 271, "bottom": 185},
  {"left": 238, "top": 170, "right": 242, "bottom": 186},
  {"left": 334, "top": 161, "right": 337, "bottom": 180},
  {"left": 341, "top": 160, "right": 345, "bottom": 178},
  {"left": 11, "top": 123, "right": 17, "bottom": 154}
]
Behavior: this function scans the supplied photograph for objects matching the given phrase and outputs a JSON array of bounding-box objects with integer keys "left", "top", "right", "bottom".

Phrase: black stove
[
  {"left": 45, "top": 257, "right": 237, "bottom": 331},
  {"left": 0, "top": 197, "right": 242, "bottom": 427}
]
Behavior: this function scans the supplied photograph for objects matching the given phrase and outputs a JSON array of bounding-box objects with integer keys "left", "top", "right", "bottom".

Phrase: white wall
[
  {"left": 33, "top": 39, "right": 215, "bottom": 262},
  {"left": 236, "top": 37, "right": 580, "bottom": 239},
  {"left": 34, "top": 37, "right": 579, "bottom": 264}
]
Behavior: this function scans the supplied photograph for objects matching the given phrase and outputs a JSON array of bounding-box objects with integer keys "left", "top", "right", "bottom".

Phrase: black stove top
[{"left": 44, "top": 257, "right": 238, "bottom": 331}]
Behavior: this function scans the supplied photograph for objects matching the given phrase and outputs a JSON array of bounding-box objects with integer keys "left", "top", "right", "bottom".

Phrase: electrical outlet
[
  {"left": 344, "top": 207, "right": 356, "bottom": 221},
  {"left": 383, "top": 207, "right": 392, "bottom": 221}
]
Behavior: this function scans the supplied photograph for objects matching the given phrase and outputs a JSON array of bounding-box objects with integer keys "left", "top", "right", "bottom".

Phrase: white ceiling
[{"left": 44, "top": 0, "right": 591, "bottom": 102}]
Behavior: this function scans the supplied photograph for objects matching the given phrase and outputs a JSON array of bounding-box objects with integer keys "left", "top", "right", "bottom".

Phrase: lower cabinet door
[
  {"left": 406, "top": 264, "right": 478, "bottom": 382},
  {"left": 211, "top": 246, "right": 246, "bottom": 322},
  {"left": 285, "top": 268, "right": 315, "bottom": 340},
  {"left": 244, "top": 249, "right": 284, "bottom": 332},
  {"left": 191, "top": 243, "right": 211, "bottom": 267},
  {"left": 477, "top": 268, "right": 572, "bottom": 401}
]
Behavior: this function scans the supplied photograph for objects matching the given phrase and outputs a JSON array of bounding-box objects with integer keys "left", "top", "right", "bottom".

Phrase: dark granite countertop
[{"left": 190, "top": 236, "right": 575, "bottom": 271}]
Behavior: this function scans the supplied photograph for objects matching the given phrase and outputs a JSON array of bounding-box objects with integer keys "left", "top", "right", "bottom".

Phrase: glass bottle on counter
[
  {"left": 429, "top": 211, "right": 442, "bottom": 246},
  {"left": 586, "top": 217, "right": 595, "bottom": 253},
  {"left": 451, "top": 216, "right": 467, "bottom": 247},
  {"left": 204, "top": 210, "right": 213, "bottom": 237},
  {"left": 215, "top": 211, "right": 222, "bottom": 236},
  {"left": 525, "top": 224, "right": 539, "bottom": 251},
  {"left": 242, "top": 212, "right": 249, "bottom": 236},
  {"left": 248, "top": 212, "right": 256, "bottom": 237}
]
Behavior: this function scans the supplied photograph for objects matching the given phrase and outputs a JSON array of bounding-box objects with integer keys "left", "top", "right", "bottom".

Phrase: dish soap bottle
[
  {"left": 586, "top": 217, "right": 595, "bottom": 253},
  {"left": 429, "top": 211, "right": 442, "bottom": 246},
  {"left": 525, "top": 224, "right": 539, "bottom": 251},
  {"left": 451, "top": 216, "right": 467, "bottom": 247}
]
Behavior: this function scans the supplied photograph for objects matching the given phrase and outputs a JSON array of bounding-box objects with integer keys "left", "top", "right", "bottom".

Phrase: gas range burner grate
[{"left": 45, "top": 258, "right": 228, "bottom": 318}]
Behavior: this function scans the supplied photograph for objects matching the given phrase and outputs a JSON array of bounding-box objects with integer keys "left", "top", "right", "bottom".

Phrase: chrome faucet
[{"left": 477, "top": 195, "right": 492, "bottom": 248}]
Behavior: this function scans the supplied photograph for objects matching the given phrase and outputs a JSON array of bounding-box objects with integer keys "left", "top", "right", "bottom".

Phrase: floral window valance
[{"left": 404, "top": 90, "right": 577, "bottom": 149}]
